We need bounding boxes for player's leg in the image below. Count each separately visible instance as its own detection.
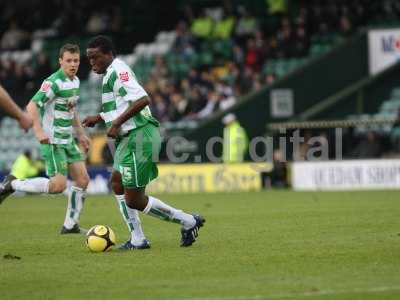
[119,124,204,247]
[0,144,67,203]
[60,141,89,234]
[124,188,196,228]
[114,124,204,246]
[4,173,66,195]
[48,174,68,193]
[111,170,149,250]
[61,161,89,233]
[124,188,205,247]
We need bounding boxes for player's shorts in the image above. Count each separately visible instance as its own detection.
[114,123,161,188]
[40,140,85,177]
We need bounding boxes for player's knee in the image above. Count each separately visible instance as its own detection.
[110,181,120,194]
[125,193,146,210]
[110,176,123,194]
[125,197,136,209]
[76,175,90,189]
[49,180,67,194]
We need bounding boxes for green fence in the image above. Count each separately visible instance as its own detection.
[295,62,400,121]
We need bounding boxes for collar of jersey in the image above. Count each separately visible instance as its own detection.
[106,58,120,74]
[57,68,72,82]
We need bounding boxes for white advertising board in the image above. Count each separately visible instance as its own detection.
[292,159,400,190]
[368,28,400,75]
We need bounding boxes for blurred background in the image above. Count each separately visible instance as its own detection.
[1,0,400,193]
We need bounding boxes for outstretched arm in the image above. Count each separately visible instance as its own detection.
[0,84,32,131]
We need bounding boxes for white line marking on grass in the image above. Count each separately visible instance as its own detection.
[185,286,400,300]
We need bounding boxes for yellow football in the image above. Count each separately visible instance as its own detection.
[86,225,116,252]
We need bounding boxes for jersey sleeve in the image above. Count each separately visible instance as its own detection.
[31,80,58,108]
[113,70,148,102]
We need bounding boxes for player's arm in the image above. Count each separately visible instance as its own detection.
[107,96,149,138]
[107,71,149,138]
[26,101,49,144]
[0,84,32,132]
[73,111,91,153]
[28,80,58,144]
[82,113,103,127]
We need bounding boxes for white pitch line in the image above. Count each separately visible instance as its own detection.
[185,286,400,300]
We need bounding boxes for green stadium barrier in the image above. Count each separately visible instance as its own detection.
[295,61,400,121]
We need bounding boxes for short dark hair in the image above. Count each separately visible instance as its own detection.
[87,35,116,55]
[24,150,31,159]
[59,43,80,58]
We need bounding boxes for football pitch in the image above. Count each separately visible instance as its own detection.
[1,190,400,300]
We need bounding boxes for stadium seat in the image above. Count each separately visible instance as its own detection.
[390,87,400,99]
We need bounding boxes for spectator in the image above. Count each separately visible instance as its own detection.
[237,66,256,95]
[187,86,207,115]
[254,30,267,63]
[34,53,53,86]
[252,77,264,92]
[223,62,240,85]
[222,113,248,163]
[198,70,215,93]
[196,91,220,119]
[277,22,294,57]
[187,68,201,86]
[245,39,262,72]
[293,25,310,57]
[151,93,169,122]
[173,21,195,55]
[151,56,169,78]
[293,130,312,161]
[86,12,108,34]
[339,15,353,37]
[267,0,287,15]
[213,11,235,40]
[352,132,382,158]
[11,150,44,180]
[235,8,258,43]
[265,73,276,86]
[232,44,245,67]
[168,92,191,122]
[262,149,288,188]
[191,10,213,39]
[0,20,29,50]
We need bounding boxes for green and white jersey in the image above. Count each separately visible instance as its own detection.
[100,58,159,135]
[32,69,79,144]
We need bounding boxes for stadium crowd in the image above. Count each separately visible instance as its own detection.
[3,0,396,123]
[139,0,400,123]
[0,0,122,50]
[1,0,400,128]
[130,0,360,123]
[0,53,52,106]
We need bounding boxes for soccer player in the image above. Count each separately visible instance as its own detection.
[0,84,32,131]
[0,44,89,234]
[83,36,205,248]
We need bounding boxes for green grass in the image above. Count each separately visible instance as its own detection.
[1,190,400,300]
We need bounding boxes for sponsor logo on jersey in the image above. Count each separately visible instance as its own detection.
[40,81,52,92]
[119,72,129,82]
